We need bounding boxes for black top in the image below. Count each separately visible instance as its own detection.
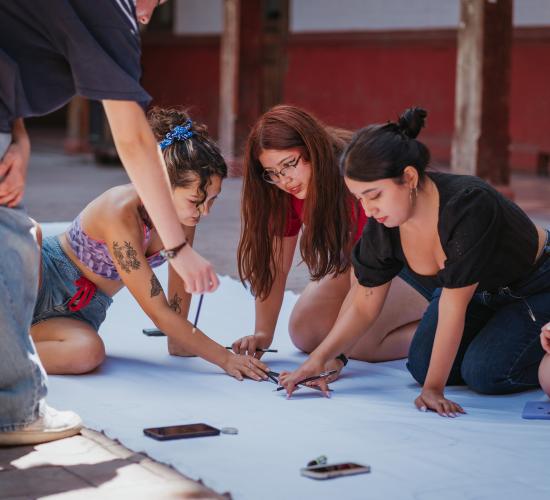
[0,0,151,133]
[352,172,540,292]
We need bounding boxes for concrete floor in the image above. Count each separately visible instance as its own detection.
[2,129,549,499]
[0,429,226,499]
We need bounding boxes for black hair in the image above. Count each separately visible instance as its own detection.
[340,107,430,184]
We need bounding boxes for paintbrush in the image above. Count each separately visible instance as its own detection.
[191,294,204,333]
[275,370,337,391]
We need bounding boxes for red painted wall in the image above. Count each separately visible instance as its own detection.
[141,36,221,137]
[509,37,550,171]
[284,32,457,166]
[141,29,550,172]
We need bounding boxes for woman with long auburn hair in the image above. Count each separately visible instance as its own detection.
[232,105,426,379]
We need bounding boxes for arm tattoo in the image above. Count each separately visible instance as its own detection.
[112,241,141,273]
[150,274,163,297]
[169,293,182,314]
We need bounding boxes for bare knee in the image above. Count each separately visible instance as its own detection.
[288,313,320,354]
[69,336,105,374]
[539,355,550,397]
[38,335,106,375]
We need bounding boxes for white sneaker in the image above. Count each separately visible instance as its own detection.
[0,404,83,446]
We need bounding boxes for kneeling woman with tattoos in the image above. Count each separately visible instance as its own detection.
[31,107,268,381]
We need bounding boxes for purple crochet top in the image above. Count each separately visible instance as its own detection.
[67,215,166,280]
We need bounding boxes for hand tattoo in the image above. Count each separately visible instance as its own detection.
[150,273,162,297]
[112,241,141,273]
[169,293,182,314]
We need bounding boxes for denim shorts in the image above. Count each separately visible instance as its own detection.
[32,236,113,331]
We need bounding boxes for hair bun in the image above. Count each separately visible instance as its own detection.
[397,107,427,139]
[147,106,209,142]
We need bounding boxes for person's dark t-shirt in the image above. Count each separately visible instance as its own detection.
[0,0,151,132]
[352,172,540,293]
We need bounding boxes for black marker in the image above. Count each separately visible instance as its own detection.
[225,347,278,353]
[275,370,337,391]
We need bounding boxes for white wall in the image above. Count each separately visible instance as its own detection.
[171,0,550,35]
[291,0,459,32]
[513,0,550,26]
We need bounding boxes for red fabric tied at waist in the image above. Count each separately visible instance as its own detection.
[68,277,97,312]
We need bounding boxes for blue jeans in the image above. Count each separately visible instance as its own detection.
[0,206,47,430]
[402,230,550,395]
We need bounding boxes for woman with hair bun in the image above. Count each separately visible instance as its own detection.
[232,104,426,380]
[30,107,269,381]
[280,107,550,415]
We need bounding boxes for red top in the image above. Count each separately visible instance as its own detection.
[284,195,368,243]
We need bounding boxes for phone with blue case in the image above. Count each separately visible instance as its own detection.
[522,401,550,419]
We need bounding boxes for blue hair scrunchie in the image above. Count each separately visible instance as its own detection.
[159,120,194,150]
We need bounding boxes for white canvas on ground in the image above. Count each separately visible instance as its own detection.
[42,224,550,500]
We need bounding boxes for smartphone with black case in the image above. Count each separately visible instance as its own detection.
[143,423,220,441]
[300,462,371,480]
[142,328,166,337]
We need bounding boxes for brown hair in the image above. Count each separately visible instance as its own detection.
[147,106,227,204]
[238,104,353,300]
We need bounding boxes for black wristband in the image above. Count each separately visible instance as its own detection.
[161,240,187,259]
[335,353,348,366]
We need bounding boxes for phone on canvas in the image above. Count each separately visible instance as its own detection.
[143,423,220,441]
[522,401,550,420]
[142,328,166,337]
[300,462,371,480]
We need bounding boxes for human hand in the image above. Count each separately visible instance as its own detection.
[541,323,550,354]
[323,357,345,383]
[231,332,273,359]
[170,244,219,294]
[415,388,466,417]
[222,353,269,382]
[278,356,330,398]
[0,138,30,207]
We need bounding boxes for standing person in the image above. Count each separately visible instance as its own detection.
[232,105,426,379]
[0,0,217,446]
[279,107,550,417]
[31,107,268,381]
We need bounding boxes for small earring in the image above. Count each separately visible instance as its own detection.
[409,186,418,205]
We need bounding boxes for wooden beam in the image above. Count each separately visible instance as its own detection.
[234,0,263,153]
[219,0,289,166]
[261,0,289,112]
[218,0,239,160]
[451,0,513,186]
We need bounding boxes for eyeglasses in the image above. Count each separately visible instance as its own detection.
[262,155,301,184]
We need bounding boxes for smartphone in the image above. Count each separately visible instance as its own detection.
[142,328,166,337]
[300,462,371,480]
[143,423,220,441]
[522,401,550,420]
